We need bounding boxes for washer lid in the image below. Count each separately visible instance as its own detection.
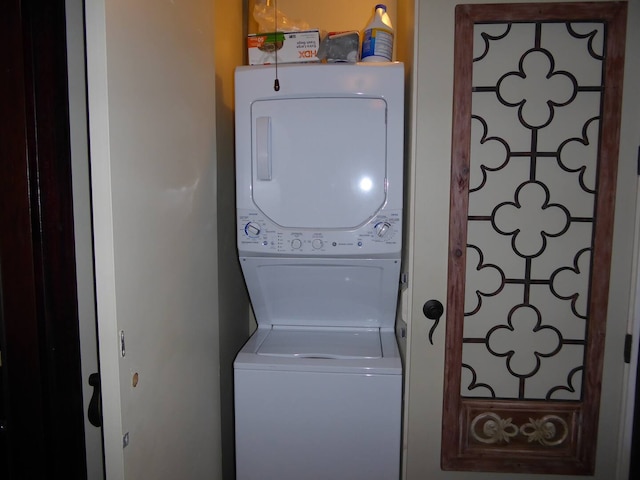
[240,257,401,329]
[257,327,382,359]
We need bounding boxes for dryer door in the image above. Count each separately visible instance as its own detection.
[251,97,387,229]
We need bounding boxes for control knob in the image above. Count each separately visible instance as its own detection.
[244,222,261,237]
[374,221,392,238]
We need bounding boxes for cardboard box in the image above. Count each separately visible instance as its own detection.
[248,30,320,65]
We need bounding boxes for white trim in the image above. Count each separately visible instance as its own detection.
[65,0,105,477]
[84,1,125,478]
[617,0,640,476]
[400,0,421,478]
[618,183,640,477]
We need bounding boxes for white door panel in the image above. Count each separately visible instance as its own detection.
[85,1,221,478]
[404,0,639,478]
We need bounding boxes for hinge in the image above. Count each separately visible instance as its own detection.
[120,330,126,358]
[399,272,408,290]
[624,333,633,364]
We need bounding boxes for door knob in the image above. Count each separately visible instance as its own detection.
[422,299,444,345]
[88,373,102,427]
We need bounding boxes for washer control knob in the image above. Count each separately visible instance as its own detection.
[312,239,323,249]
[291,238,302,249]
[374,221,392,237]
[244,222,261,237]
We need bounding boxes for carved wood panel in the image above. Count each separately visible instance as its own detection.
[443,2,627,474]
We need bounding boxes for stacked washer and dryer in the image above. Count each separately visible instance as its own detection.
[234,62,404,480]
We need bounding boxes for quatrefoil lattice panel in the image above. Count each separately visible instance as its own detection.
[461,21,604,402]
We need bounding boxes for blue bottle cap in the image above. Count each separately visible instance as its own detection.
[375,4,387,11]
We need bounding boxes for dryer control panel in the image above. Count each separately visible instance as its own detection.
[237,209,402,256]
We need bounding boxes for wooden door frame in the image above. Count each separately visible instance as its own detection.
[0,0,88,478]
[443,2,627,474]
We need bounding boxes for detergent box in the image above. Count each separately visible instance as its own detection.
[247,30,320,65]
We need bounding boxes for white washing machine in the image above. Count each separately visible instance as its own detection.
[234,63,404,480]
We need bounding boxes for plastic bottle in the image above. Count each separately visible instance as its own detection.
[360,4,394,62]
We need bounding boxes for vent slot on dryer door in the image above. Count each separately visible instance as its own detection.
[251,97,388,229]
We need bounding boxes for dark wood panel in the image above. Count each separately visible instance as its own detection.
[0,0,88,478]
[0,0,47,476]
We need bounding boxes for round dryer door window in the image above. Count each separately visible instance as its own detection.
[250,97,388,229]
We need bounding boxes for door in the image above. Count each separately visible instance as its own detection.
[404,0,639,478]
[84,1,223,478]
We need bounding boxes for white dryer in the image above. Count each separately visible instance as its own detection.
[234,63,404,480]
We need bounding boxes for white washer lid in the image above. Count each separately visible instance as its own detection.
[239,257,401,329]
[257,327,382,360]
